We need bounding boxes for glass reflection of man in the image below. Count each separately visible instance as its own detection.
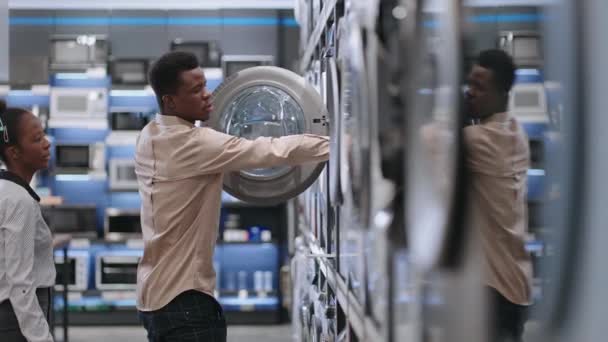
[464,49,532,342]
[135,51,329,342]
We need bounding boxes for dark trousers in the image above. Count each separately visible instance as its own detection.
[139,290,226,342]
[488,287,528,342]
[0,287,52,342]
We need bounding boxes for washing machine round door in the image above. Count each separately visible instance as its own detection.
[326,57,342,206]
[339,17,372,228]
[405,0,465,271]
[210,66,328,204]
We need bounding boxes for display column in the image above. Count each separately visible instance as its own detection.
[0,0,8,82]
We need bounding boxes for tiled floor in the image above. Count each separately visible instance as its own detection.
[56,324,292,342]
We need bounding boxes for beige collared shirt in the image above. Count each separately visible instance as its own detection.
[464,112,533,305]
[134,114,329,311]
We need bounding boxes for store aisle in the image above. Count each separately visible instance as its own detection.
[57,324,292,342]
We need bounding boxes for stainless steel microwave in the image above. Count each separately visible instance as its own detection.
[171,40,222,68]
[221,55,274,78]
[41,204,98,238]
[109,58,149,86]
[104,208,141,241]
[108,159,138,191]
[49,34,109,72]
[109,111,151,131]
[95,251,141,290]
[54,143,105,174]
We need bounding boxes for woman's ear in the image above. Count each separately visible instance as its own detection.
[6,145,19,161]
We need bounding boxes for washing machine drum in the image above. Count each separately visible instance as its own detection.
[210,66,328,204]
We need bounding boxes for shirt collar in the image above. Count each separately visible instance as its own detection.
[0,170,40,202]
[155,114,195,128]
[481,112,510,124]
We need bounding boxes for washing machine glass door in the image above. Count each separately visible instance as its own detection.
[326,57,342,206]
[339,17,372,228]
[405,0,464,271]
[210,66,328,204]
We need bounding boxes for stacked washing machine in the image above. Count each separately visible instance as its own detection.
[207,0,608,341]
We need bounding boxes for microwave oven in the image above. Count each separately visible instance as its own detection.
[109,159,138,191]
[54,143,105,174]
[109,111,151,131]
[221,55,274,78]
[41,204,98,238]
[171,40,222,68]
[54,250,90,291]
[499,31,542,68]
[104,208,141,241]
[49,35,109,72]
[95,250,142,290]
[49,87,108,128]
[109,58,149,86]
[509,83,549,124]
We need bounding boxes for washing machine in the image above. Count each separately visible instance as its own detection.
[402,1,485,341]
[350,0,401,337]
[335,13,372,308]
[209,66,329,205]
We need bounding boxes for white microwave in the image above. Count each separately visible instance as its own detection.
[54,251,90,292]
[49,88,108,129]
[109,158,138,191]
[509,83,549,124]
[54,143,105,174]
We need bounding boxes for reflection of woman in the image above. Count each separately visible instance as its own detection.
[0,100,55,342]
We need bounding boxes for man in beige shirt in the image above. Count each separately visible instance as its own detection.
[464,49,532,342]
[135,51,329,342]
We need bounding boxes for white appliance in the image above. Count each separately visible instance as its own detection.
[221,55,274,78]
[499,31,543,68]
[509,83,549,123]
[108,159,138,191]
[49,34,109,73]
[49,87,108,129]
[54,143,105,174]
[95,250,142,290]
[209,66,329,205]
[54,250,90,292]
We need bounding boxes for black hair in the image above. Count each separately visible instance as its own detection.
[148,51,200,110]
[0,99,29,163]
[476,49,516,93]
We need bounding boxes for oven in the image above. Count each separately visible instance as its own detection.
[104,208,141,241]
[49,34,109,72]
[49,87,108,126]
[108,159,138,191]
[171,40,222,68]
[41,204,98,238]
[95,250,142,290]
[221,55,274,78]
[54,143,105,174]
[54,250,90,292]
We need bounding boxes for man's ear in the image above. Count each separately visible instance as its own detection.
[162,95,176,111]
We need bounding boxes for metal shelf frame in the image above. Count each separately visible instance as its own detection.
[298,0,339,73]
[307,235,383,341]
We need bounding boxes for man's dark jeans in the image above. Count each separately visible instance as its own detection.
[488,287,528,342]
[139,290,226,342]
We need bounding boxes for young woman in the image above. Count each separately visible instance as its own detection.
[0,99,55,342]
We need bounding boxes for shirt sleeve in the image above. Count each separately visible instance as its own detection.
[156,128,330,180]
[1,199,54,342]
